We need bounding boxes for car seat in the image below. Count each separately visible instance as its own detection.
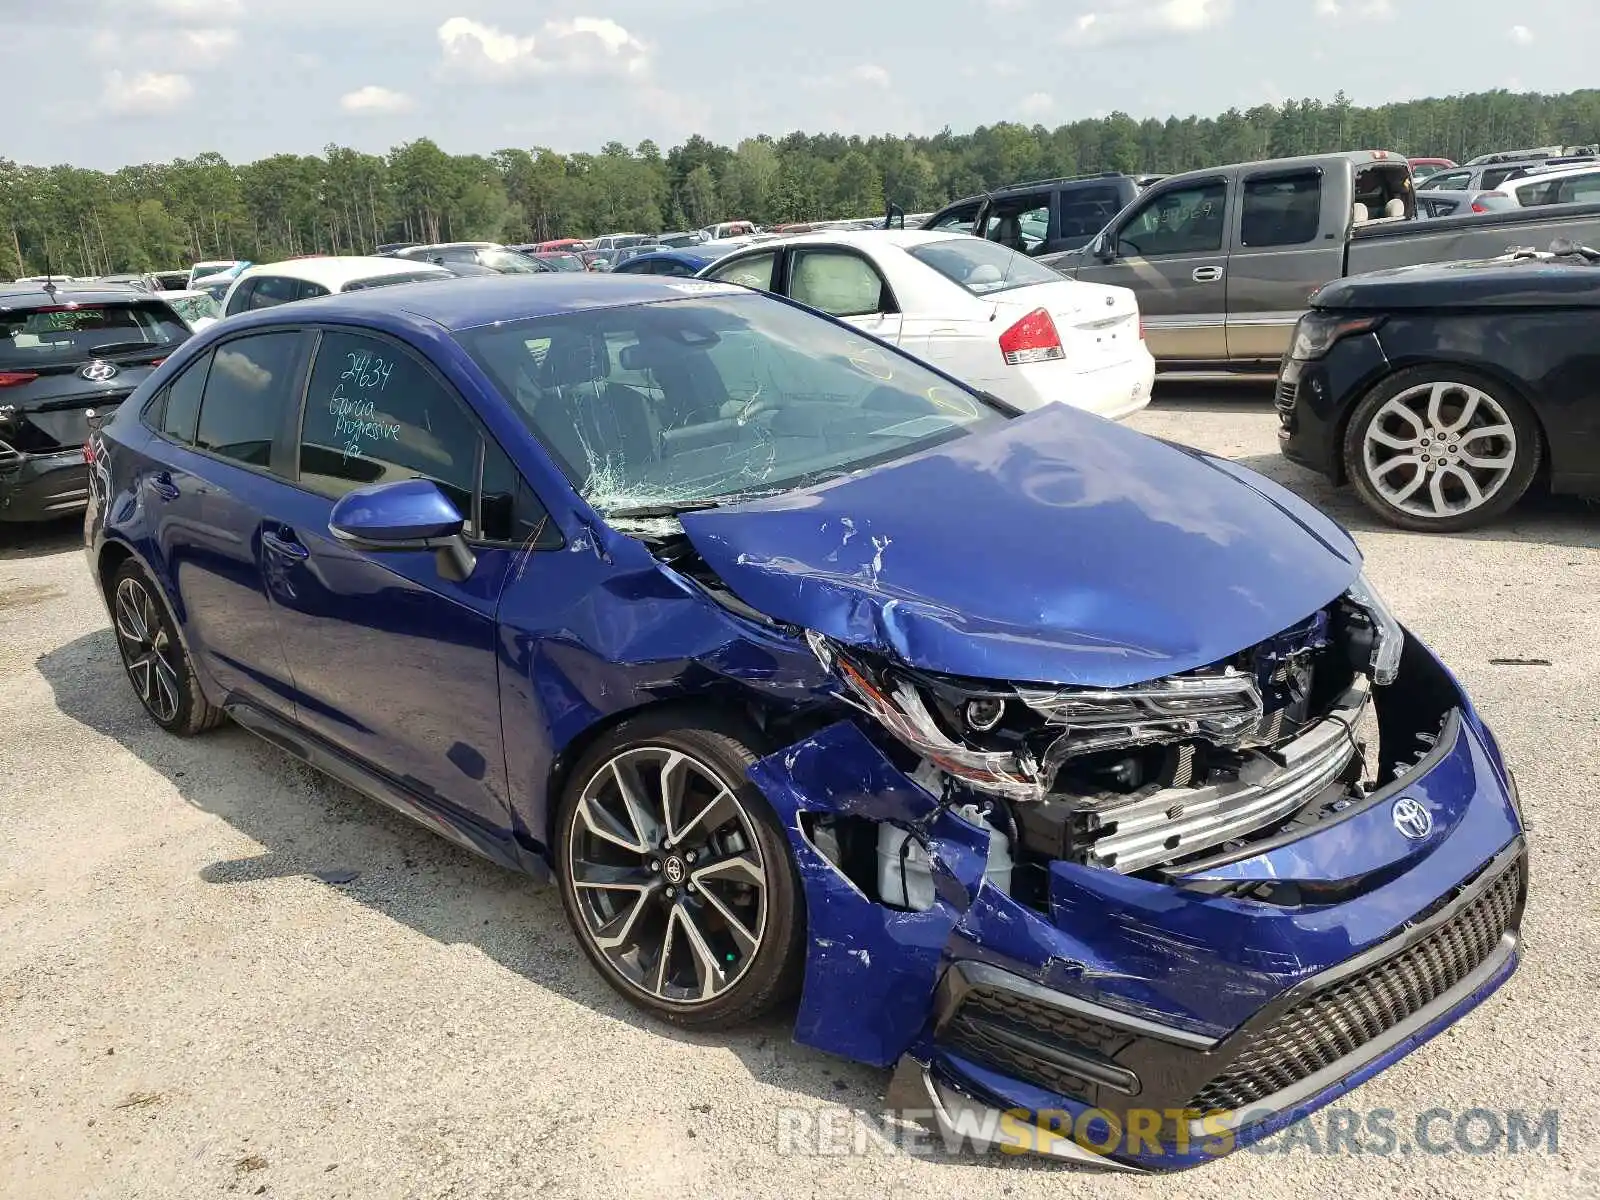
[534,335,656,485]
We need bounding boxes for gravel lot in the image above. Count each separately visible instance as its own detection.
[3,387,1598,1200]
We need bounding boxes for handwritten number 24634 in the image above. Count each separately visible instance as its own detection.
[341,350,393,392]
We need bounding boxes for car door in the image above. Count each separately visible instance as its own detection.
[924,199,983,236]
[141,330,311,713]
[781,246,903,344]
[1226,168,1342,365]
[255,327,546,833]
[1074,176,1232,364]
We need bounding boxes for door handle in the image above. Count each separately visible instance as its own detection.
[1192,266,1224,283]
[150,471,180,501]
[261,527,310,561]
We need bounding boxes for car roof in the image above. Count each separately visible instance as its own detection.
[1508,162,1600,185]
[233,255,451,288]
[225,272,747,334]
[721,229,968,252]
[0,284,169,310]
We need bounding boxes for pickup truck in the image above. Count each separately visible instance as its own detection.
[1039,150,1600,373]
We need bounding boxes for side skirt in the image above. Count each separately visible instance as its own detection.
[224,700,548,882]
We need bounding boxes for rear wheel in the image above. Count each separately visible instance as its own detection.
[1342,366,1541,532]
[555,711,805,1028]
[109,560,224,735]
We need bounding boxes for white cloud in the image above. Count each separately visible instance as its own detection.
[1061,0,1233,46]
[1315,0,1394,19]
[437,15,649,78]
[151,0,243,16]
[1509,24,1534,45]
[340,85,415,115]
[90,25,238,69]
[849,63,891,88]
[1019,91,1054,118]
[102,70,194,117]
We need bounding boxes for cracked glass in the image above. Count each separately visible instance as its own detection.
[456,290,1006,530]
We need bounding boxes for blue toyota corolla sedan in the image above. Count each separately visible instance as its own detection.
[83,273,1526,1170]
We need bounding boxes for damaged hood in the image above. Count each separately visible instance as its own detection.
[679,405,1360,688]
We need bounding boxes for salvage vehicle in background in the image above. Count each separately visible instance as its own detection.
[611,248,722,276]
[1277,242,1600,531]
[84,273,1526,1169]
[921,172,1144,257]
[1501,161,1600,208]
[1407,156,1456,182]
[221,256,453,317]
[701,230,1153,420]
[187,260,247,289]
[1,282,191,521]
[1043,150,1600,373]
[1415,189,1514,218]
[389,242,557,275]
[159,289,222,332]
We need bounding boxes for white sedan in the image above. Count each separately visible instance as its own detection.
[219,256,453,318]
[698,230,1154,420]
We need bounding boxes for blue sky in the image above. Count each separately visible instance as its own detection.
[13,0,1599,169]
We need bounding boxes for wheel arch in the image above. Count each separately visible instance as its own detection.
[1334,355,1551,487]
[537,692,794,861]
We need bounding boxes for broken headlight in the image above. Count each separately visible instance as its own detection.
[1342,571,1404,686]
[806,632,1265,803]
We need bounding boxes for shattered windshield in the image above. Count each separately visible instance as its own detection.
[456,288,1005,525]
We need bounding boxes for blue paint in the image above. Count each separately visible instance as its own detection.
[82,274,1523,1172]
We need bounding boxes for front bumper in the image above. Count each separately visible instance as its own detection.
[749,633,1525,1170]
[0,447,90,522]
[1275,331,1390,482]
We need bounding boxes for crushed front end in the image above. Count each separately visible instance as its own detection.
[747,578,1526,1171]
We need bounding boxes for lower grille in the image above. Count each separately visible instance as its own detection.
[1187,857,1524,1113]
[1274,379,1298,414]
[943,984,1137,1103]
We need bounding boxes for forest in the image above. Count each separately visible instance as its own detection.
[4,87,1599,277]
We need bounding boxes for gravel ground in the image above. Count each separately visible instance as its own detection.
[2,387,1598,1200]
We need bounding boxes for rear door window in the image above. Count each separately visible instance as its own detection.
[194,332,305,469]
[246,276,301,311]
[1426,170,1471,192]
[1240,172,1323,247]
[787,250,892,317]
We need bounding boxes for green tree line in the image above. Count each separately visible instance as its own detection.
[4,87,1598,278]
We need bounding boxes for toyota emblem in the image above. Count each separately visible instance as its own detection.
[1392,797,1433,840]
[81,360,119,383]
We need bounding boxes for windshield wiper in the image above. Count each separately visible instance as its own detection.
[607,487,788,520]
[85,341,162,356]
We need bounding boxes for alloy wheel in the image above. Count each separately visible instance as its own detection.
[113,577,181,724]
[1360,380,1518,521]
[567,746,768,1006]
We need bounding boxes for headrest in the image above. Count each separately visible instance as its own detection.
[1385,197,1406,218]
[1352,202,1370,223]
[540,336,610,389]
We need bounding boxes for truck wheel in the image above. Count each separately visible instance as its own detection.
[555,710,806,1028]
[1342,366,1541,532]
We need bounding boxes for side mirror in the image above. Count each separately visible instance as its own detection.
[1093,233,1118,262]
[329,478,477,582]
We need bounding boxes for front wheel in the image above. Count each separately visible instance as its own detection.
[554,712,805,1028]
[1342,366,1542,532]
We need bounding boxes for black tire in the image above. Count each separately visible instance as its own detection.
[108,559,226,735]
[554,708,805,1028]
[1342,365,1542,533]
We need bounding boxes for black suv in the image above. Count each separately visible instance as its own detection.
[920,172,1148,256]
[0,284,191,522]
